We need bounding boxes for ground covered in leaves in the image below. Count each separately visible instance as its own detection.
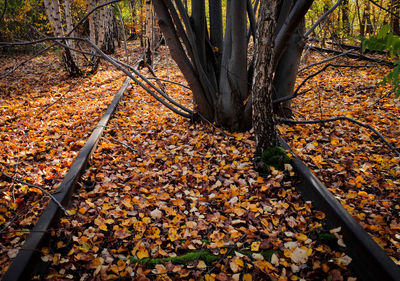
[1,43,397,280]
[0,44,141,275]
[278,51,400,265]
[28,46,355,281]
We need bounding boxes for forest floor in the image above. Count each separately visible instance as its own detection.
[0,42,398,280]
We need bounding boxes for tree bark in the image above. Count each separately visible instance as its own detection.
[341,0,349,36]
[253,0,278,154]
[151,0,310,133]
[44,0,81,77]
[391,0,400,35]
[209,0,223,61]
[273,20,304,118]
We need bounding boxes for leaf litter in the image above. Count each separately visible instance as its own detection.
[0,44,143,276]
[33,46,356,280]
[278,52,400,265]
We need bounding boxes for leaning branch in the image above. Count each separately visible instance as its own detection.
[145,77,191,89]
[274,0,314,64]
[0,36,193,118]
[277,117,400,157]
[0,172,71,216]
[304,0,343,38]
[0,0,122,78]
[368,0,400,20]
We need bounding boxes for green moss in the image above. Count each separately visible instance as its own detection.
[261,146,291,170]
[129,249,278,268]
[129,250,218,267]
[317,232,337,243]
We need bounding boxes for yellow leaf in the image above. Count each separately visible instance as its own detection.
[90,257,104,269]
[197,260,207,269]
[137,246,149,259]
[117,259,126,271]
[330,136,339,146]
[251,241,261,252]
[243,273,252,281]
[294,233,308,242]
[230,257,244,273]
[99,224,108,231]
[205,274,216,281]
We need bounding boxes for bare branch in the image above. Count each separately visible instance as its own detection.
[308,45,394,67]
[298,49,353,73]
[277,117,400,157]
[103,136,138,153]
[274,0,314,64]
[1,36,193,118]
[0,172,71,216]
[304,0,343,38]
[368,0,400,20]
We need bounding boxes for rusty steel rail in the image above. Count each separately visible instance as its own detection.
[2,76,132,281]
[279,137,400,281]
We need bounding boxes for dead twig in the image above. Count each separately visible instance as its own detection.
[104,136,138,153]
[0,172,72,216]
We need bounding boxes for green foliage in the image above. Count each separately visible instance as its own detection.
[261,147,291,170]
[362,24,400,98]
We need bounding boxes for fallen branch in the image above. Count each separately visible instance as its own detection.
[0,197,46,235]
[0,172,71,216]
[34,80,80,118]
[105,136,138,153]
[308,45,394,67]
[298,49,354,73]
[277,116,400,157]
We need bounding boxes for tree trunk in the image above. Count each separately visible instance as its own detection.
[273,22,304,118]
[391,0,400,35]
[253,0,278,154]
[152,0,312,132]
[217,0,248,131]
[209,0,223,62]
[145,0,153,66]
[43,0,81,77]
[341,0,349,36]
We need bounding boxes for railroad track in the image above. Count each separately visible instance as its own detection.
[2,70,400,281]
